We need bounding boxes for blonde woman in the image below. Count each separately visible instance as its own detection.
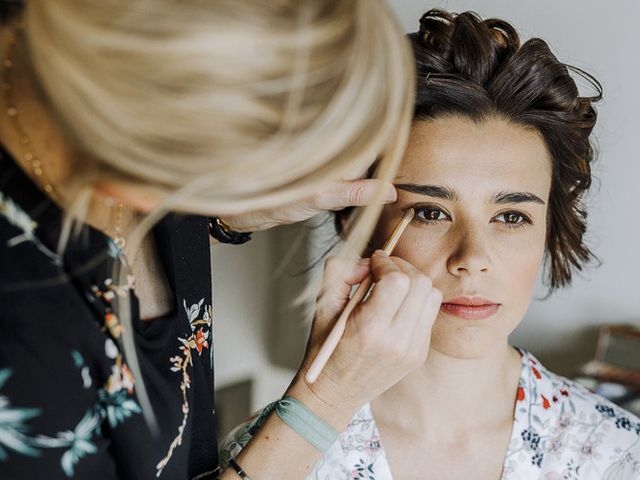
[0,1,445,479]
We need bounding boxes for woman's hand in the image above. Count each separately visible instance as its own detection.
[218,178,397,233]
[287,251,442,428]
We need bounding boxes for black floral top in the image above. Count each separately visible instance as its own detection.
[0,145,219,479]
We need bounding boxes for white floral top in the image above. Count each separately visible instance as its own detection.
[219,348,640,479]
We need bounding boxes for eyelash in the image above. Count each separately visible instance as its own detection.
[414,205,450,224]
[412,205,533,230]
[494,211,533,230]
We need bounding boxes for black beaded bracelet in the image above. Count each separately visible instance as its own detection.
[228,458,252,479]
[208,217,253,245]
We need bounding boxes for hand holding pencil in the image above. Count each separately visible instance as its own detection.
[288,209,443,423]
[306,208,421,384]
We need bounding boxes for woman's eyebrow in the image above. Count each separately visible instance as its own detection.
[394,183,459,201]
[493,191,546,205]
[395,184,546,206]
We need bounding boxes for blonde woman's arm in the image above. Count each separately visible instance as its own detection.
[219,252,442,478]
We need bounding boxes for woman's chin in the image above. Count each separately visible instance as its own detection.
[429,321,506,359]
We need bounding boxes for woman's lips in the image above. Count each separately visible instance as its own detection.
[440,297,501,320]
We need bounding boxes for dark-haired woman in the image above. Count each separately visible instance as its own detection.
[220,10,640,479]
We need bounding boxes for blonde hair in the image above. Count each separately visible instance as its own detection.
[21,0,415,427]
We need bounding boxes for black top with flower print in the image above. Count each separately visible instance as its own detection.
[0,145,219,479]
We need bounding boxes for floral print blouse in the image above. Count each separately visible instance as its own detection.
[0,146,219,478]
[220,348,640,479]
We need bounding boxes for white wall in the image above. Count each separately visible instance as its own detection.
[214,1,640,416]
[388,0,640,373]
[212,231,296,411]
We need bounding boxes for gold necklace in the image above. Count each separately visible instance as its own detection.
[2,22,57,198]
[2,23,130,249]
[109,200,129,249]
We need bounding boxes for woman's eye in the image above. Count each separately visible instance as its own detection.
[414,207,449,223]
[494,211,532,227]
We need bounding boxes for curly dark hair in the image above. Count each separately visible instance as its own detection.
[336,9,602,290]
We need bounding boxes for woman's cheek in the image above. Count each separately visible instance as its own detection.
[499,232,546,298]
[391,228,444,276]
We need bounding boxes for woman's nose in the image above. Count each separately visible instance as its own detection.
[446,227,491,276]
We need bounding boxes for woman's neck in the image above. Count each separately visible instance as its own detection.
[0,22,175,320]
[0,21,132,245]
[0,23,73,200]
[371,343,522,443]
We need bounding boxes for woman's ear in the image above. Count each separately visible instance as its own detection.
[333,207,352,239]
[338,209,351,235]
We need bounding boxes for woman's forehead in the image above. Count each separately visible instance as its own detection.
[395,117,552,195]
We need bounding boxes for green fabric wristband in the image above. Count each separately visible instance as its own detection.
[240,396,340,453]
[274,396,340,452]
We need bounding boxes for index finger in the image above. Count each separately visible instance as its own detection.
[314,179,397,210]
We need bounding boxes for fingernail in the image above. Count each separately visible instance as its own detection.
[384,186,398,203]
[373,249,387,257]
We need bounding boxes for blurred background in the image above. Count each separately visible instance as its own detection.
[213,0,640,439]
